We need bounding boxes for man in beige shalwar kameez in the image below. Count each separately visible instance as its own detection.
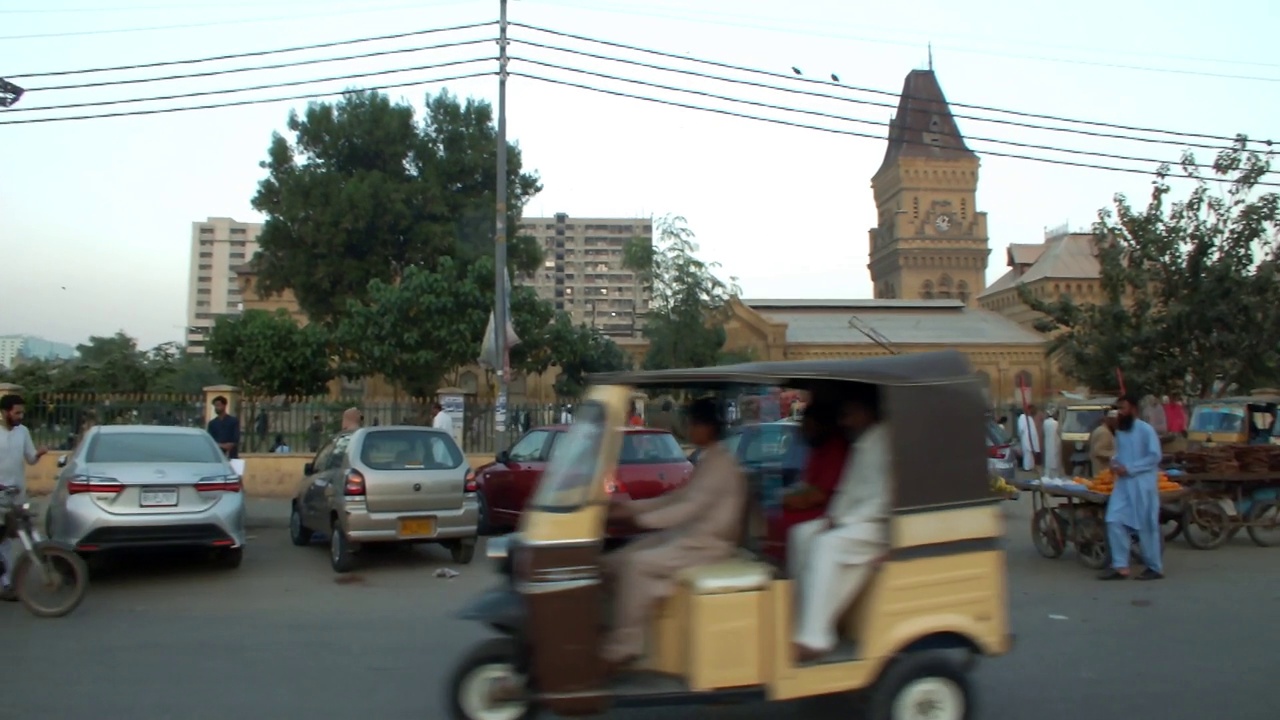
[601,398,747,669]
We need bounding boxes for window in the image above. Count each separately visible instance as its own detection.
[86,432,223,464]
[620,433,685,464]
[197,288,211,295]
[199,227,214,235]
[230,252,245,260]
[198,263,212,271]
[360,429,462,470]
[508,430,552,462]
[198,275,211,283]
[325,434,353,470]
[230,227,247,235]
[196,301,210,308]
[741,425,797,464]
[199,252,213,259]
[1062,409,1107,435]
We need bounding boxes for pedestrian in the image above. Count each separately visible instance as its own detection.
[270,434,290,453]
[1089,410,1118,477]
[206,395,241,459]
[0,394,48,601]
[1018,404,1041,475]
[1042,405,1062,479]
[254,410,269,452]
[307,415,323,452]
[431,402,453,435]
[1099,394,1165,581]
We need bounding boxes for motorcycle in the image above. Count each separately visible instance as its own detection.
[0,486,89,618]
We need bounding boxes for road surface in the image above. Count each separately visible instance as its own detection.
[8,498,1278,719]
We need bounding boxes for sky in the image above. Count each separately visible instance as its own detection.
[1,0,1277,350]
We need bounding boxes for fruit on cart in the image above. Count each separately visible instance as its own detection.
[1081,468,1181,494]
[989,476,1018,494]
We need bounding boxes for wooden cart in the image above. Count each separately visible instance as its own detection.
[1014,479,1187,570]
[1176,472,1280,550]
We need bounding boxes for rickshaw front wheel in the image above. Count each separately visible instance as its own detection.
[448,637,538,720]
[865,650,972,720]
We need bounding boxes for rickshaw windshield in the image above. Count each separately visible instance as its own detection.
[1189,405,1246,433]
[528,401,607,512]
[1062,408,1107,434]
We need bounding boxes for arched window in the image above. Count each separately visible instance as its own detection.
[887,282,897,299]
[920,280,935,299]
[957,280,970,303]
[937,274,953,299]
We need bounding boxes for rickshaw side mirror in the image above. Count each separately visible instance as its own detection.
[56,455,68,468]
[303,462,314,475]
[496,450,511,465]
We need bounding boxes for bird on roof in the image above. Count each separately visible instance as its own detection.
[830,73,840,82]
[791,66,802,75]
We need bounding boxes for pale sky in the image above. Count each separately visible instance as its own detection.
[2,0,1276,350]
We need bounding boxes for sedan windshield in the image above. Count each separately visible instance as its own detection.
[86,432,224,464]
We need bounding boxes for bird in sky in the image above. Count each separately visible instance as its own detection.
[831,73,840,82]
[791,66,802,75]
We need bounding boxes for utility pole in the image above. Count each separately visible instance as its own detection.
[492,0,511,450]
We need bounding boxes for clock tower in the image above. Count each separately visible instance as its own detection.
[867,69,990,306]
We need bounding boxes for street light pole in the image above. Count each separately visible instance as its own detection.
[492,0,511,450]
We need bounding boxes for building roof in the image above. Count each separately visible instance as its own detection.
[740,299,1044,346]
[979,233,1101,299]
[876,69,977,177]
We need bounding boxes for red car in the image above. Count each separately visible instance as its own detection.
[475,425,693,535]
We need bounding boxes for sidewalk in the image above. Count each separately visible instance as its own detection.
[26,496,293,532]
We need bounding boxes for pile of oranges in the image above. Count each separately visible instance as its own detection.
[1074,468,1182,495]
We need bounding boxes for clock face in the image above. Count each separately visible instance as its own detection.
[935,214,952,233]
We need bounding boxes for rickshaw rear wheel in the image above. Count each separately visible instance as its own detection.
[1031,509,1065,559]
[448,637,538,720]
[865,650,972,720]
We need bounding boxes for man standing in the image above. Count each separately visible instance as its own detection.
[1099,394,1165,581]
[431,402,453,435]
[1042,405,1062,479]
[790,385,892,662]
[1089,410,1118,477]
[206,395,240,459]
[0,394,48,600]
[1018,405,1041,475]
[601,398,746,671]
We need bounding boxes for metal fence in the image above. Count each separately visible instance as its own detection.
[18,393,577,455]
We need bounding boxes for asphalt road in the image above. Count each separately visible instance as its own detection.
[8,497,1280,720]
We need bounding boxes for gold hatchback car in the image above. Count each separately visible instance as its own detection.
[289,426,481,572]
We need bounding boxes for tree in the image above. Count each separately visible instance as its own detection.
[250,89,543,324]
[1025,137,1280,397]
[74,332,151,393]
[545,315,634,397]
[624,215,740,370]
[206,310,334,397]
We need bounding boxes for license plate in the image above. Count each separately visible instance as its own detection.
[140,487,179,507]
[397,517,436,537]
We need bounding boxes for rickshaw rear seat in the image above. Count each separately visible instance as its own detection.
[675,557,775,594]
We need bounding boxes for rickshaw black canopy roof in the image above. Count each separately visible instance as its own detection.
[591,350,975,390]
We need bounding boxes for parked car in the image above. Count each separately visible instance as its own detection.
[986,419,1016,481]
[45,425,247,568]
[288,426,480,573]
[475,425,693,534]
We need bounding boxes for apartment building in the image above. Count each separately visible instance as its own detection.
[186,217,262,353]
[517,214,652,337]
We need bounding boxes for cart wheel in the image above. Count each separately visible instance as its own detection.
[1245,501,1280,548]
[1183,501,1232,551]
[1076,542,1109,570]
[1031,509,1065,559]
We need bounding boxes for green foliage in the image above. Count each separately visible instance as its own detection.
[0,335,226,395]
[206,309,334,396]
[250,89,543,324]
[546,315,634,397]
[623,215,740,370]
[1025,137,1280,397]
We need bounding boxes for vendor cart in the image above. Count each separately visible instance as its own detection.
[1015,479,1188,570]
[1177,472,1280,549]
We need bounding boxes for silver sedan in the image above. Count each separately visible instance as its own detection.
[45,425,247,568]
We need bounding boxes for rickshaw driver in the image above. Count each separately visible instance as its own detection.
[600,397,748,673]
[788,384,892,663]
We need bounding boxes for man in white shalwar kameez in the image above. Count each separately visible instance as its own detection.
[789,387,891,662]
[1042,406,1062,479]
[1018,406,1041,473]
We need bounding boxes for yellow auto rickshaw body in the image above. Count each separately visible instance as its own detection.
[1187,394,1280,448]
[1057,398,1116,476]
[479,351,1011,717]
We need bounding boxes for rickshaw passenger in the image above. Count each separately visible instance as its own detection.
[789,385,892,662]
[601,398,747,669]
[772,397,848,567]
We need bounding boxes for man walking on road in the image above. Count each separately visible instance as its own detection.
[0,394,47,600]
[1099,394,1165,581]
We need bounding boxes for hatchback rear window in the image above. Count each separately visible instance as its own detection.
[87,432,224,464]
[620,433,686,464]
[360,430,462,470]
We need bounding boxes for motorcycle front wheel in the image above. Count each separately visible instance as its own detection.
[14,541,89,618]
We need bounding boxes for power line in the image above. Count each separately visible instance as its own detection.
[28,37,494,92]
[508,71,1280,189]
[7,57,492,114]
[511,22,1263,145]
[0,70,494,125]
[508,56,1255,175]
[511,36,1237,154]
[7,20,497,79]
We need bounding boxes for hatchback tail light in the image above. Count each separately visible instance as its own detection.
[464,468,478,494]
[67,476,124,495]
[343,469,366,497]
[196,475,242,493]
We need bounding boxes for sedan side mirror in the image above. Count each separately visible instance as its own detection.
[56,455,68,468]
[303,462,314,475]
[496,450,511,465]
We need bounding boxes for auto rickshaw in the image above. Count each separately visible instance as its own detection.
[1187,393,1280,448]
[1056,397,1116,477]
[447,351,1012,720]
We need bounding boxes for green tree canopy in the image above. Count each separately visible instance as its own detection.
[1,336,226,395]
[546,315,634,397]
[1025,138,1280,397]
[250,89,543,324]
[624,215,740,370]
[206,309,334,397]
